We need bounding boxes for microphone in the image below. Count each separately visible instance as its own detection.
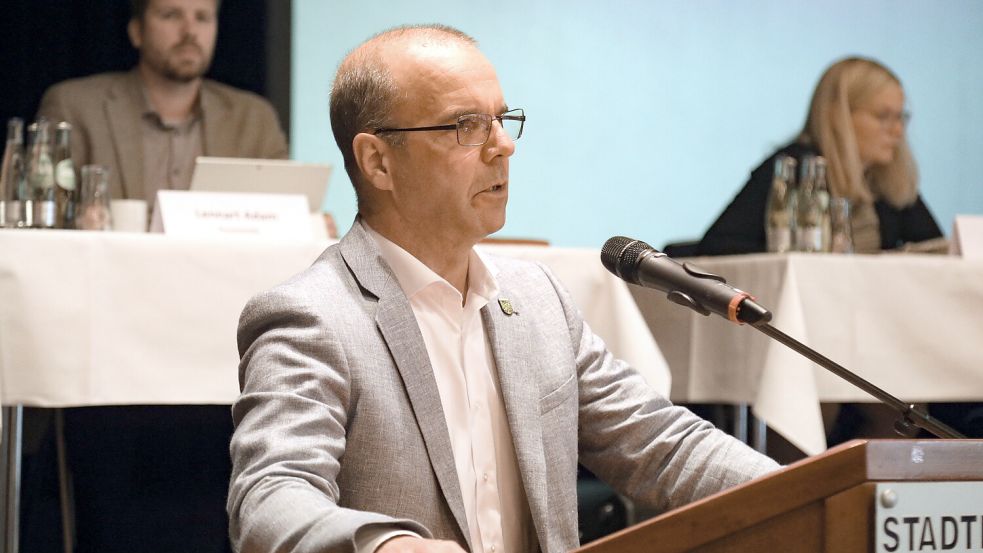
[601,236,772,325]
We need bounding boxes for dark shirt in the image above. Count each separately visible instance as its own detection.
[697,142,942,256]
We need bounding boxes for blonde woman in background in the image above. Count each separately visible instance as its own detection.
[697,58,983,452]
[698,56,942,256]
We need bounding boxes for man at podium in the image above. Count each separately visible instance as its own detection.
[228,24,780,553]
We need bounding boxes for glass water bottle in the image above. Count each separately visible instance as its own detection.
[0,117,25,228]
[765,154,797,253]
[53,122,78,229]
[795,156,824,252]
[26,119,57,228]
[813,156,831,251]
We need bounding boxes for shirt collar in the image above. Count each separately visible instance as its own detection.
[138,83,203,128]
[363,222,500,303]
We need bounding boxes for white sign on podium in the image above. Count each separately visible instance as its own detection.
[875,481,983,552]
[151,190,313,240]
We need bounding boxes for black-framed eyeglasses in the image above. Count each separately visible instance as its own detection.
[373,108,525,146]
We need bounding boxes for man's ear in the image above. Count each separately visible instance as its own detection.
[352,133,396,191]
[127,18,143,49]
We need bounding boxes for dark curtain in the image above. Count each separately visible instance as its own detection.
[0,0,270,124]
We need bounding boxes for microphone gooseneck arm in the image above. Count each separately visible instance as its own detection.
[600,235,965,440]
[752,322,964,439]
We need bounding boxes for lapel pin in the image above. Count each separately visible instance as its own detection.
[498,298,517,316]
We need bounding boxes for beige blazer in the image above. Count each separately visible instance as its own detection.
[37,69,288,200]
[228,220,778,553]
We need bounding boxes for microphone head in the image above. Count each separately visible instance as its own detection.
[601,236,654,283]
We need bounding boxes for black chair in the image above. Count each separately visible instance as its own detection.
[577,468,629,544]
[662,239,701,258]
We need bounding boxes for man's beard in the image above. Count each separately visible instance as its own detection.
[160,58,211,83]
[146,42,212,83]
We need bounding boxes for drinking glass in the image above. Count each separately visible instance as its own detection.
[829,197,854,254]
[76,165,112,231]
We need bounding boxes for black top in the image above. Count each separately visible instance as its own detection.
[697,142,943,256]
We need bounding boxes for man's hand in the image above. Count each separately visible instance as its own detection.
[376,536,467,553]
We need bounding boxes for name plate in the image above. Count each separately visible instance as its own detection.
[876,481,983,552]
[152,190,312,240]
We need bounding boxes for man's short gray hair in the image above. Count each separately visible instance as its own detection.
[328,24,477,205]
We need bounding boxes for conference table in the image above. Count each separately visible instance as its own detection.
[2,230,982,550]
[3,232,982,448]
[631,252,983,455]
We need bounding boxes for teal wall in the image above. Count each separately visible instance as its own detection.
[292,1,983,249]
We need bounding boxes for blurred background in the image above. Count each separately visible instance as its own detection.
[291,0,983,248]
[3,1,981,249]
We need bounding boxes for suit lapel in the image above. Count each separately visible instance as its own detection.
[483,287,550,550]
[103,70,145,199]
[339,222,472,549]
[200,81,232,156]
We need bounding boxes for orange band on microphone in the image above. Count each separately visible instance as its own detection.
[728,292,751,324]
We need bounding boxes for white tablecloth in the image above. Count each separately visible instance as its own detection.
[632,253,983,455]
[0,230,669,407]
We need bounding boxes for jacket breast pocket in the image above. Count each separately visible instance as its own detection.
[539,373,577,415]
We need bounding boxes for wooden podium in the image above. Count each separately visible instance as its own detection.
[575,440,983,553]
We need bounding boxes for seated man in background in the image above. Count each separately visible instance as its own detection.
[37,0,288,211]
[228,24,779,553]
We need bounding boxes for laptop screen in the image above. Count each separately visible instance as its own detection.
[189,156,331,213]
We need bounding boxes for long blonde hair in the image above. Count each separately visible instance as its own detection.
[798,57,918,208]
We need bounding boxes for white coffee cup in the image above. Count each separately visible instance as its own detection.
[110,199,149,233]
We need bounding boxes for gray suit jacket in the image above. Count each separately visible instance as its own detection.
[37,69,288,200]
[229,221,778,553]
